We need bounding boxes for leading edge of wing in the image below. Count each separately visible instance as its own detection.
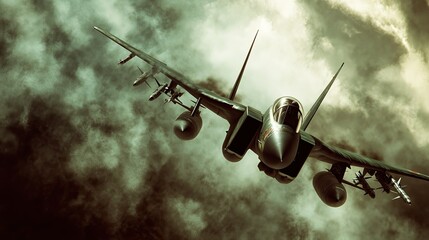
[94,26,163,68]
[93,26,197,95]
[93,26,246,123]
[305,132,429,182]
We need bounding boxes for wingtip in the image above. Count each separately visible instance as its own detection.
[93,26,105,33]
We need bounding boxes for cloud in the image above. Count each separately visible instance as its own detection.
[1,0,428,239]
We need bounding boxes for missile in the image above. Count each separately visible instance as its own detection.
[375,171,391,193]
[391,178,411,205]
[149,84,168,101]
[118,53,135,65]
[353,171,375,198]
[133,67,157,87]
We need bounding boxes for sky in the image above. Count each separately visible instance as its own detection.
[1,0,429,239]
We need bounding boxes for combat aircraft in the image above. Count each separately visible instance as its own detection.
[94,26,429,207]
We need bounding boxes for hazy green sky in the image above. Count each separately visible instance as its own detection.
[1,0,429,239]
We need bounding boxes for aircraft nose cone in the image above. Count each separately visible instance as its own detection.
[261,129,299,170]
[263,139,287,168]
[333,188,342,202]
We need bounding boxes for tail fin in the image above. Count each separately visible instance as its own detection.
[228,30,259,100]
[301,63,344,131]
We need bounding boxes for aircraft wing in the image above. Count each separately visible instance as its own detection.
[93,26,246,124]
[303,131,429,181]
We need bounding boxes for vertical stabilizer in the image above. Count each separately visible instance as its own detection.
[301,63,344,131]
[229,30,259,100]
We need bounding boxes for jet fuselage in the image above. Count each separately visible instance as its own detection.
[257,96,303,170]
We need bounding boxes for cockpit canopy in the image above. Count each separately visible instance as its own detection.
[272,96,303,133]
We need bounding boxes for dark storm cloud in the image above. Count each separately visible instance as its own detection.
[199,77,229,98]
[0,93,309,239]
[0,17,17,68]
[1,0,429,239]
[0,1,179,239]
[1,96,93,239]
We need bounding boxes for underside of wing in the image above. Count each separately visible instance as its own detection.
[304,132,429,182]
[94,26,245,123]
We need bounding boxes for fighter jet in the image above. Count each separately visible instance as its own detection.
[94,26,429,207]
[148,78,168,101]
